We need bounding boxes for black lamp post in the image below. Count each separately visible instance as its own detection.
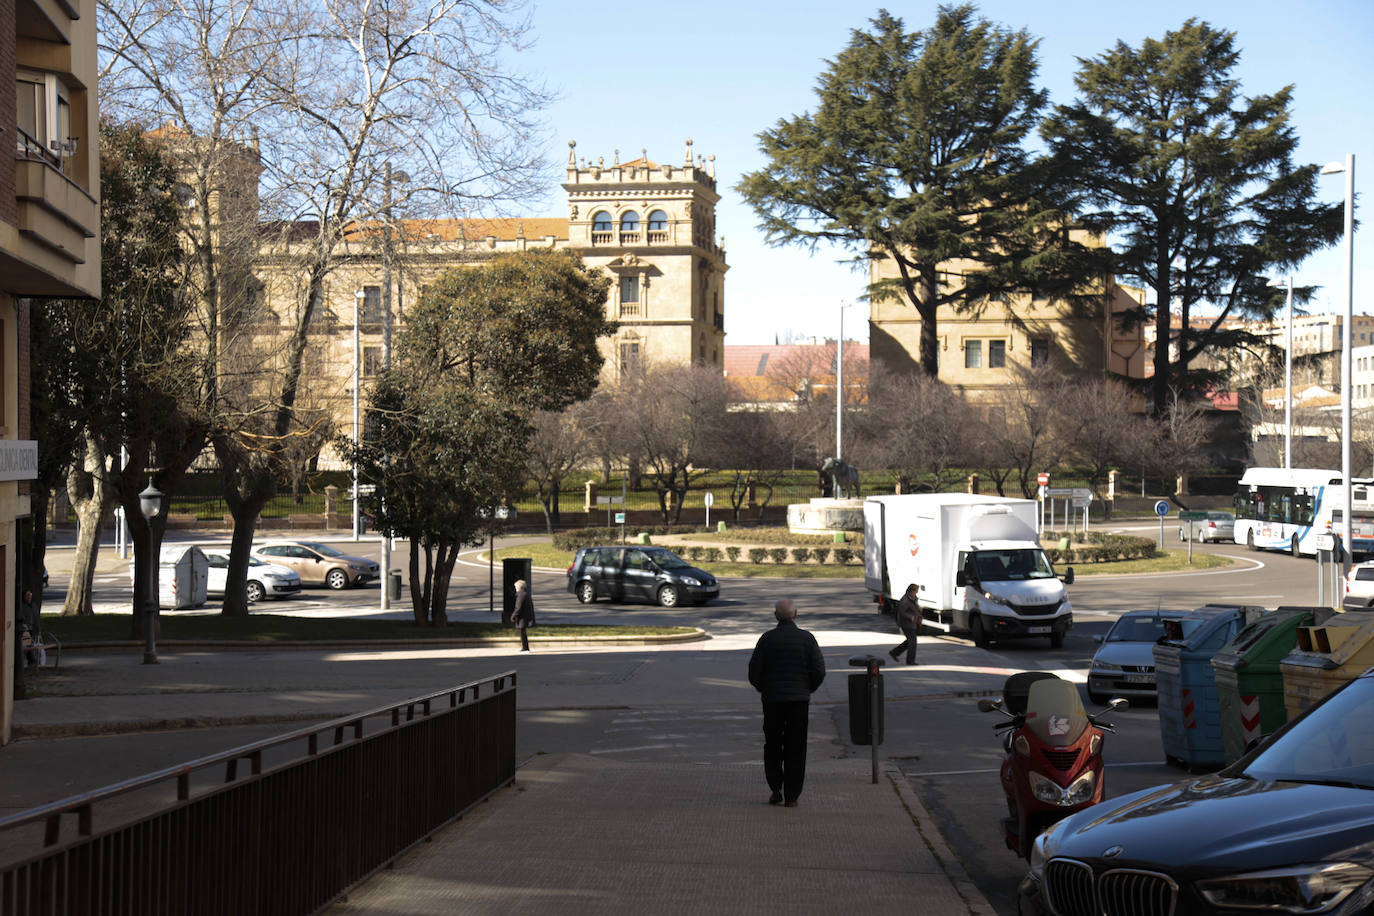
[139,478,165,664]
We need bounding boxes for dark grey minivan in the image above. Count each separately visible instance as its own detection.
[565,546,719,607]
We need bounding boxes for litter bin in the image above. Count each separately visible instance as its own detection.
[847,655,885,745]
[1155,604,1264,768]
[1280,610,1374,718]
[388,570,402,601]
[1212,606,1331,764]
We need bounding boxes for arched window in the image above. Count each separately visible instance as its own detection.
[620,211,640,232]
[592,211,613,233]
[647,210,668,231]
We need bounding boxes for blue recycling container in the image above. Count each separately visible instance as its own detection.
[1154,604,1265,769]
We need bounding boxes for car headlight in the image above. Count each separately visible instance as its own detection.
[1197,863,1373,913]
[1091,662,1123,675]
[349,564,366,572]
[680,577,701,586]
[982,591,1010,606]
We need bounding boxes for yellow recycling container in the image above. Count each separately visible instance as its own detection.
[1279,610,1374,718]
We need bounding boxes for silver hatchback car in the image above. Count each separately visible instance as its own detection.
[1179,509,1236,542]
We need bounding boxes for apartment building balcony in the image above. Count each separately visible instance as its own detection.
[5,129,99,296]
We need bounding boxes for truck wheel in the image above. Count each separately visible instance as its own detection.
[1049,630,1065,649]
[970,615,990,649]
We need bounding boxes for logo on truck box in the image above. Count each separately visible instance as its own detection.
[908,533,919,556]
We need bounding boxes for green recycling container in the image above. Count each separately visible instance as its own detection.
[1211,606,1329,764]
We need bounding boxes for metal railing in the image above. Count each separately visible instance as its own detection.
[0,674,517,915]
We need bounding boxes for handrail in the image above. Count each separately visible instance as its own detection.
[0,671,517,846]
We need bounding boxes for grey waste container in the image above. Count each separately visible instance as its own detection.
[847,655,885,745]
[388,570,402,601]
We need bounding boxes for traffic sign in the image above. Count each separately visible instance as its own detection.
[1037,472,1050,486]
[1154,500,1171,517]
[596,496,625,505]
[703,492,714,508]
[1179,510,1207,520]
[614,511,626,525]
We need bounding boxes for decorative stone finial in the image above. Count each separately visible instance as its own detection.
[568,139,576,165]
[685,138,693,166]
[614,149,620,166]
[642,148,648,162]
[708,153,716,179]
[598,156,604,167]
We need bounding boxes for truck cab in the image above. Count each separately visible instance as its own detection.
[955,542,1073,648]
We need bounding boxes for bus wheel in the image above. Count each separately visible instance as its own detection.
[1246,530,1256,551]
[1291,535,1301,558]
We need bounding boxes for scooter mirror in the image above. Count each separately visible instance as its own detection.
[977,698,1001,713]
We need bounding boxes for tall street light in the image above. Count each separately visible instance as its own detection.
[1268,276,1294,469]
[138,477,165,665]
[381,164,409,611]
[1322,154,1355,569]
[353,288,364,541]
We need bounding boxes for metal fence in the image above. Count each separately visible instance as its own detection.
[0,674,517,915]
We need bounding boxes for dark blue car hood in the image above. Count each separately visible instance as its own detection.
[1042,775,1374,873]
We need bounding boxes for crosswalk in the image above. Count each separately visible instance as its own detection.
[589,706,773,764]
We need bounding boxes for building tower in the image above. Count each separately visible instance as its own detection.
[563,139,727,376]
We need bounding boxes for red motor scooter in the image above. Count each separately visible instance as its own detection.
[977,671,1126,859]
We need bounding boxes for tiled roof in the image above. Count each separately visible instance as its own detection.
[343,218,569,243]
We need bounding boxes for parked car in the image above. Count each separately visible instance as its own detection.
[1019,666,1374,916]
[1086,609,1190,704]
[566,546,718,607]
[253,541,379,590]
[1179,510,1236,543]
[203,550,302,602]
[1346,561,1374,609]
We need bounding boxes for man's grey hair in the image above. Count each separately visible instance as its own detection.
[774,598,796,622]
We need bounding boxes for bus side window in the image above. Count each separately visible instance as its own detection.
[1293,494,1315,526]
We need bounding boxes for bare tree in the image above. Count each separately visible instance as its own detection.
[1054,377,1153,507]
[620,365,731,523]
[100,0,552,615]
[979,367,1069,498]
[855,368,972,493]
[1145,391,1213,495]
[525,404,594,534]
[705,406,792,522]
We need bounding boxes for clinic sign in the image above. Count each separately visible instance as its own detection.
[0,441,37,482]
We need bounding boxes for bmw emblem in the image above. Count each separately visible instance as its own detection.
[1103,846,1124,859]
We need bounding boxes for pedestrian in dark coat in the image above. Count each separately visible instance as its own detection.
[511,579,535,652]
[748,599,826,807]
[890,583,920,665]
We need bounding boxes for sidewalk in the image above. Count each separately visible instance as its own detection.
[3,639,998,915]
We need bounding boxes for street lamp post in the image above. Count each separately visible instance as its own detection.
[353,288,363,542]
[381,164,409,611]
[138,477,165,665]
[1322,154,1356,569]
[1268,276,1294,468]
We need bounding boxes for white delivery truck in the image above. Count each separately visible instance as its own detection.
[863,493,1074,649]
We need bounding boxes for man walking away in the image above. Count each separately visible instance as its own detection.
[890,583,920,665]
[748,599,826,808]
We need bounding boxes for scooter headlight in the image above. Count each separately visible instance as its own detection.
[1028,771,1063,805]
[1064,771,1096,806]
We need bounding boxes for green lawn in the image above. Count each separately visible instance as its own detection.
[38,613,695,643]
[493,544,1234,578]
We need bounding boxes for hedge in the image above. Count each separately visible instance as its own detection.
[1043,533,1159,564]
[552,525,704,551]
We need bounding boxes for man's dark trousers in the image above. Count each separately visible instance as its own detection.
[762,699,810,802]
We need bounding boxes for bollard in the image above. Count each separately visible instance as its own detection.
[848,654,887,784]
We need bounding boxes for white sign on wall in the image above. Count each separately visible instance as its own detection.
[0,441,37,482]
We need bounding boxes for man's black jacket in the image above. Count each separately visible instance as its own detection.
[748,619,825,703]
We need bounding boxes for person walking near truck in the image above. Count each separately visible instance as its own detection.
[748,598,826,808]
[890,583,920,664]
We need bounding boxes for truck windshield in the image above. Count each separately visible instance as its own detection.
[971,549,1055,582]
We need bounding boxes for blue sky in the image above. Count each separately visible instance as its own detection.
[517,0,1373,345]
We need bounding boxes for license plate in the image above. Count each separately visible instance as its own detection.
[1028,626,1051,635]
[1125,674,1155,684]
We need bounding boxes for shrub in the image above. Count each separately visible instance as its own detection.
[725,546,741,562]
[791,547,811,563]
[749,548,767,564]
[768,548,789,564]
[833,547,853,565]
[812,548,830,564]
[686,546,703,561]
[703,547,722,563]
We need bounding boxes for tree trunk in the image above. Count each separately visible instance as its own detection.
[62,443,115,617]
[539,495,554,535]
[429,540,457,627]
[1152,253,1172,416]
[408,539,427,625]
[216,439,276,617]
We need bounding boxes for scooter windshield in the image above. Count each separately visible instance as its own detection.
[1023,679,1088,745]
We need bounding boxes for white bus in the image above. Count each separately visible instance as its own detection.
[1232,467,1374,557]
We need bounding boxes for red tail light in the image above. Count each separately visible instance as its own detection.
[566,563,575,575]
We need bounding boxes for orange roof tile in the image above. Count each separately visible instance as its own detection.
[347,218,569,243]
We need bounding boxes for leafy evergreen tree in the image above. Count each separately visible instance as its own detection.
[737,5,1069,376]
[1041,20,1342,411]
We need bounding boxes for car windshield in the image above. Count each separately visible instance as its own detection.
[248,556,265,567]
[644,549,690,569]
[972,549,1055,582]
[1107,615,1176,643]
[1241,676,1374,789]
[301,542,343,557]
